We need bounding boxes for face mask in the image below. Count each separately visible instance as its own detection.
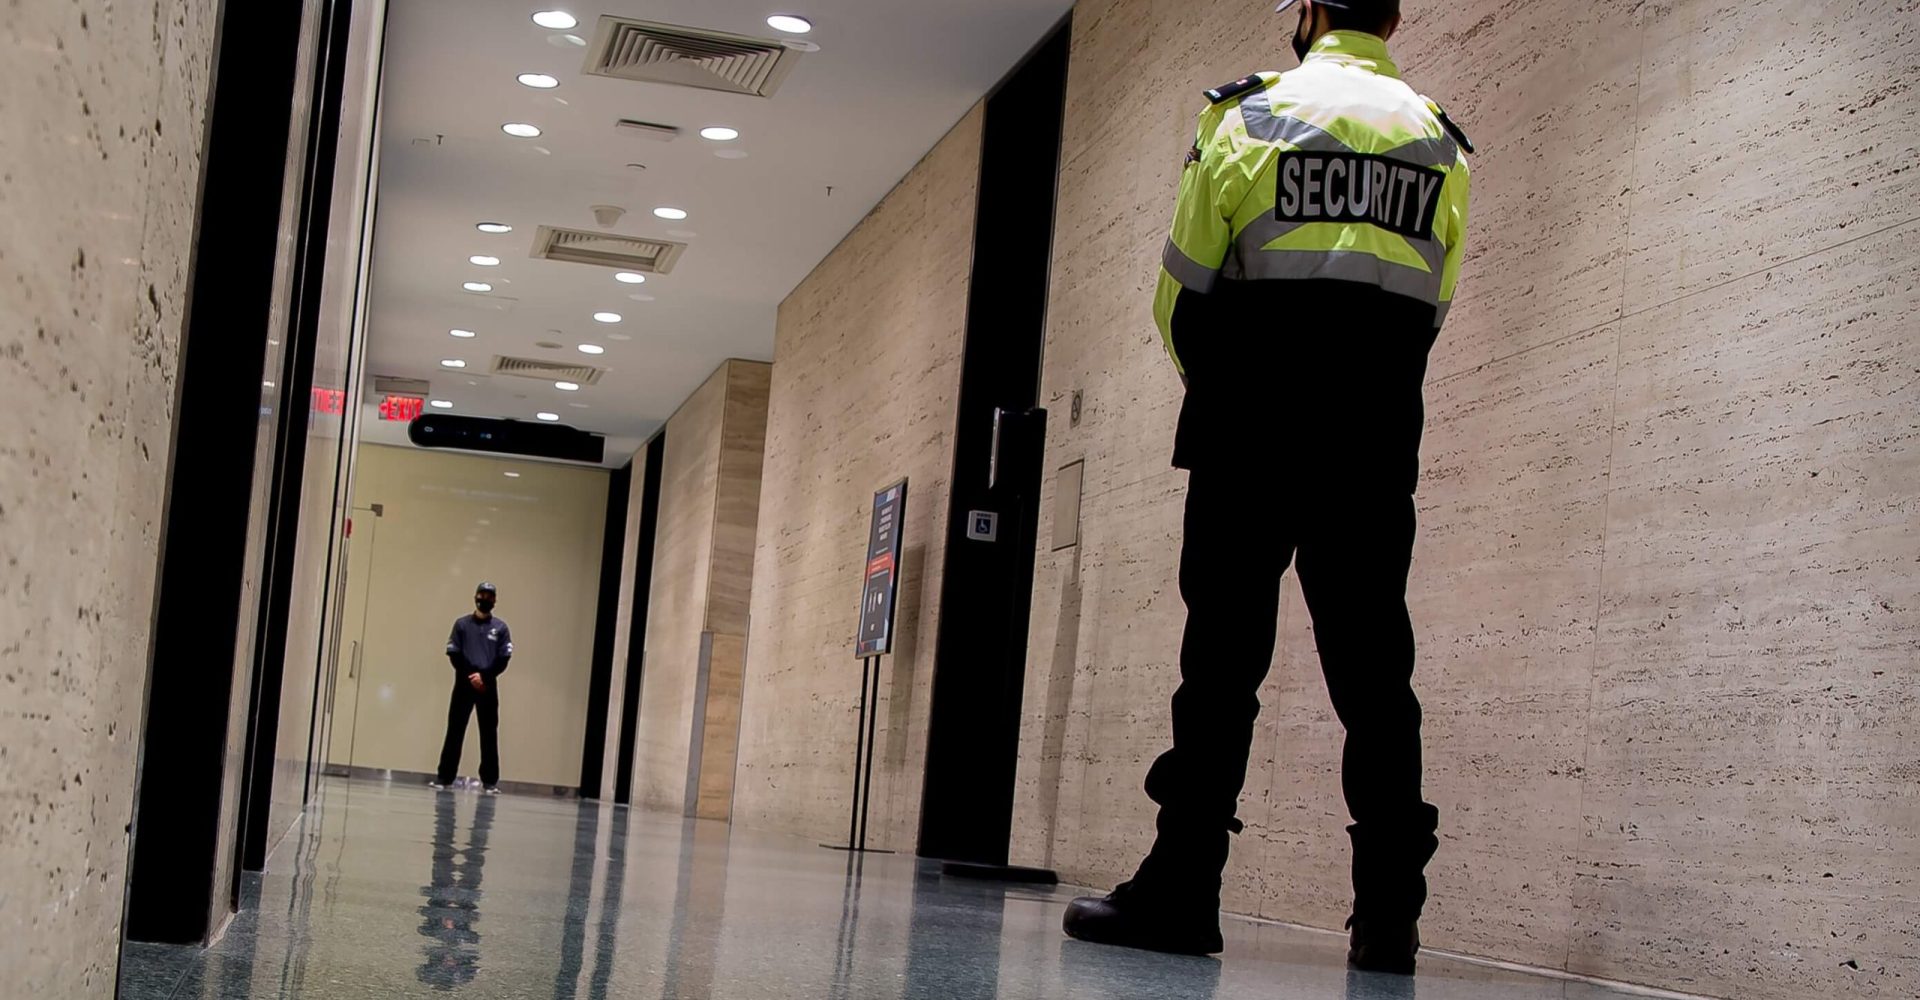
[476,597,495,613]
[1292,8,1314,61]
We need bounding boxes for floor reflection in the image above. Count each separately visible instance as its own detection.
[416,791,494,988]
[114,778,1659,1000]
[1347,967,1417,1000]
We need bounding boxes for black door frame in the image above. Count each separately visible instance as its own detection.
[916,18,1073,864]
[120,0,354,946]
[234,0,368,880]
[579,461,634,795]
[614,433,667,805]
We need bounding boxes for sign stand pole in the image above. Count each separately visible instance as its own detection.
[824,655,895,854]
[843,656,872,851]
[856,655,881,851]
[825,479,907,855]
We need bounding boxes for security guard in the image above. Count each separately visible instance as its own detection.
[1063,0,1471,975]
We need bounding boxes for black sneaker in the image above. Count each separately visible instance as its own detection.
[1062,881,1224,956]
[1346,915,1419,974]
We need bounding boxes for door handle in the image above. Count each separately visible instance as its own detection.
[348,640,361,680]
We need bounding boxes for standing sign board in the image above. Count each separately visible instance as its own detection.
[855,480,908,658]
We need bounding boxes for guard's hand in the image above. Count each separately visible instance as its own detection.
[468,673,486,692]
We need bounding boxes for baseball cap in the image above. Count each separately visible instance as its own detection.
[476,581,497,595]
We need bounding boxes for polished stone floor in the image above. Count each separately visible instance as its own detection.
[119,778,1658,999]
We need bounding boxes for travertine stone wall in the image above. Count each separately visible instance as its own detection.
[733,107,984,850]
[0,1,219,994]
[633,360,771,817]
[1009,1,1918,998]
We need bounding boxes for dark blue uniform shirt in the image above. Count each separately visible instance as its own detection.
[447,614,513,675]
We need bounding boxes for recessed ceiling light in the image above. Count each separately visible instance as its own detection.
[517,73,560,89]
[441,359,467,369]
[614,271,646,284]
[476,222,513,234]
[450,329,476,338]
[464,281,493,292]
[555,381,581,391]
[652,206,688,221]
[504,471,523,478]
[430,399,454,409]
[502,122,542,138]
[593,311,621,323]
[699,126,739,141]
[578,344,605,355]
[537,411,561,422]
[469,255,500,266]
[531,10,577,29]
[715,149,749,160]
[767,14,813,34]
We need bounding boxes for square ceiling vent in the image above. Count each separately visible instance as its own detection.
[529,226,687,274]
[581,17,800,98]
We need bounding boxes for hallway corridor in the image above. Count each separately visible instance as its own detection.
[120,780,1657,1000]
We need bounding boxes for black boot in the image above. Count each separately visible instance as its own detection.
[1346,915,1419,974]
[1062,880,1224,956]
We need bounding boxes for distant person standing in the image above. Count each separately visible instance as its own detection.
[433,582,513,793]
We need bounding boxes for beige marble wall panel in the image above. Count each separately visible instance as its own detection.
[707,362,772,635]
[1396,0,1642,378]
[1004,0,1918,995]
[1250,327,1619,967]
[733,108,981,850]
[1573,222,1920,998]
[1016,471,1189,882]
[694,632,748,821]
[632,359,769,817]
[0,0,218,992]
[1622,0,1920,307]
[635,367,728,812]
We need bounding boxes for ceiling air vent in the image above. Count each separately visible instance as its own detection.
[615,119,680,141]
[373,375,432,396]
[529,225,686,274]
[490,356,606,386]
[581,17,800,98]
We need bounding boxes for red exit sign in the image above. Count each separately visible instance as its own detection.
[311,387,346,415]
[378,395,425,422]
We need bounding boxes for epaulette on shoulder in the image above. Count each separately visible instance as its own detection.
[1203,74,1267,105]
[1424,97,1475,155]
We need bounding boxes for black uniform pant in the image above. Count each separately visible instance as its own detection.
[1137,468,1439,921]
[436,674,500,787]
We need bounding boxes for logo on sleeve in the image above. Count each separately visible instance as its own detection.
[1274,152,1446,240]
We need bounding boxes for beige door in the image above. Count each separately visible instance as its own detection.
[325,505,382,766]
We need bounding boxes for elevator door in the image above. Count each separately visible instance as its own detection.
[325,505,381,766]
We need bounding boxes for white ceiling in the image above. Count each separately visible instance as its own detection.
[364,0,1071,465]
